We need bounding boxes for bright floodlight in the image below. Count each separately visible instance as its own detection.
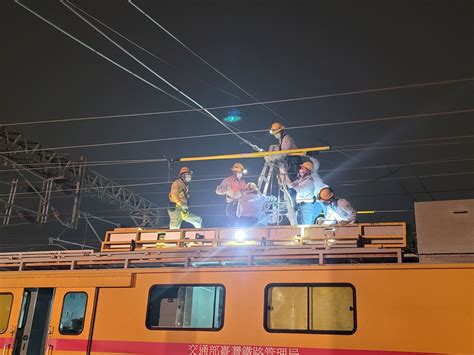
[234,230,246,242]
[243,169,248,174]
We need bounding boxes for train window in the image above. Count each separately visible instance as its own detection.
[265,283,356,334]
[0,293,13,333]
[17,291,30,329]
[146,285,225,330]
[59,292,88,335]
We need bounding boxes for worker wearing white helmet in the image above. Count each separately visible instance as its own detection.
[316,187,356,226]
[168,167,202,229]
[237,182,267,227]
[216,162,247,226]
[282,160,315,224]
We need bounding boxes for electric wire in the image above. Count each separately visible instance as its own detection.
[128,0,287,122]
[334,134,474,149]
[1,108,472,155]
[66,1,243,101]
[1,153,472,176]
[3,77,473,127]
[61,0,261,152]
[14,0,197,113]
[1,170,472,199]
[14,0,260,152]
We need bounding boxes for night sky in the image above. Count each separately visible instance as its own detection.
[0,0,473,251]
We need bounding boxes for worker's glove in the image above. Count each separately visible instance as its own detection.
[227,190,241,200]
[316,217,325,225]
[180,208,190,219]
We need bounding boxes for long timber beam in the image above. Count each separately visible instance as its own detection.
[170,146,330,162]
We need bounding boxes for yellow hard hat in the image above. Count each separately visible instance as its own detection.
[179,167,193,175]
[269,122,285,135]
[231,162,245,173]
[246,182,258,191]
[300,161,314,172]
[319,187,334,201]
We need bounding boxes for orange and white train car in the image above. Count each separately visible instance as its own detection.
[0,262,472,354]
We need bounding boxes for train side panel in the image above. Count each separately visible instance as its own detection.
[89,265,473,354]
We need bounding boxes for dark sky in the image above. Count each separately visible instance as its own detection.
[0,0,473,251]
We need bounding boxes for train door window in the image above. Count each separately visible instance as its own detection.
[265,283,356,334]
[0,293,13,333]
[59,292,87,335]
[146,285,225,330]
[17,291,30,329]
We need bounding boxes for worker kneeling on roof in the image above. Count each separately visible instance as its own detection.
[282,160,315,225]
[216,162,247,227]
[316,187,356,226]
[168,167,202,229]
[236,182,267,227]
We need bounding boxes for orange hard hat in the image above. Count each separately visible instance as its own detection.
[179,167,193,175]
[318,187,334,201]
[231,162,245,173]
[269,122,285,135]
[300,161,314,172]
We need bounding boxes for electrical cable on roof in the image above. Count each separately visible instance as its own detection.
[61,0,262,152]
[3,77,473,127]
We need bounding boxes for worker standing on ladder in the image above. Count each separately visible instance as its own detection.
[216,162,247,226]
[266,123,299,175]
[168,167,202,229]
[282,161,315,225]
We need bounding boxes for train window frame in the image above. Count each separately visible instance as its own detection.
[264,283,357,335]
[145,284,226,331]
[59,292,88,336]
[0,293,13,334]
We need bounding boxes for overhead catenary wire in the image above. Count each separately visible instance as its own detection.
[125,0,388,163]
[1,144,473,173]
[1,170,472,199]
[1,108,472,156]
[3,77,473,128]
[4,154,472,182]
[13,0,199,114]
[14,0,260,152]
[128,0,287,122]
[66,1,244,101]
[60,0,261,152]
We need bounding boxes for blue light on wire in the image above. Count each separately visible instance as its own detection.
[224,108,241,123]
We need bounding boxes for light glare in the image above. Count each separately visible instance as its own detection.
[234,230,246,242]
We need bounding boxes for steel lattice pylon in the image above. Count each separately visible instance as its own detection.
[0,126,161,227]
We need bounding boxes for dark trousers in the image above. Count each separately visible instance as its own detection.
[226,201,239,227]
